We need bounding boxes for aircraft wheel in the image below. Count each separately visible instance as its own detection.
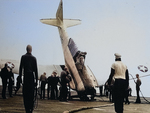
[79,95,88,101]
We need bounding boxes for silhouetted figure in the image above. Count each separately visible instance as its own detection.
[104,82,109,96]
[108,53,129,113]
[15,75,22,95]
[47,71,60,100]
[47,75,51,100]
[99,85,103,96]
[128,87,132,96]
[19,45,38,113]
[105,78,115,102]
[47,75,52,99]
[1,64,9,99]
[124,86,130,105]
[135,74,141,103]
[108,78,115,102]
[39,72,47,99]
[8,68,14,97]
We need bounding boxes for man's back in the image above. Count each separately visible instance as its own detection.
[1,67,8,79]
[19,45,38,113]
[19,53,38,83]
[112,61,127,79]
[20,53,37,73]
[40,74,47,81]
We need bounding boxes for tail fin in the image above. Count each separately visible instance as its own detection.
[40,0,81,28]
[56,0,63,22]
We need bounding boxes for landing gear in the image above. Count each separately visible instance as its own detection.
[78,88,96,101]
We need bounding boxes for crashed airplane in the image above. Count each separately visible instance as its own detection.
[40,0,98,100]
[0,0,99,100]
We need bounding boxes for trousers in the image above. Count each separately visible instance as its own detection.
[114,79,127,113]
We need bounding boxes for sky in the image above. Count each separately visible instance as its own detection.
[0,0,150,97]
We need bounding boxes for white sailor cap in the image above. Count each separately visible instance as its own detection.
[114,53,121,59]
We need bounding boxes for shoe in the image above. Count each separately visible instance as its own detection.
[2,97,7,99]
[63,99,68,102]
[14,90,17,95]
[135,101,141,103]
[125,101,130,105]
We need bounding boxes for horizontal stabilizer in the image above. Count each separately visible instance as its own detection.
[40,18,81,28]
[40,18,58,27]
[64,19,81,28]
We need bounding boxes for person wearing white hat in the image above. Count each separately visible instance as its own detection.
[108,53,129,113]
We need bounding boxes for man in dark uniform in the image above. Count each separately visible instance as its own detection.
[39,72,47,99]
[51,71,60,100]
[135,74,141,103]
[47,75,52,99]
[19,45,38,113]
[15,75,22,95]
[59,67,71,101]
[1,64,9,99]
[47,71,60,100]
[8,68,14,97]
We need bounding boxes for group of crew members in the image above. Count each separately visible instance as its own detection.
[0,63,15,99]
[0,65,72,102]
[0,45,72,113]
[0,66,71,101]
[104,81,132,104]
[39,67,71,101]
[0,45,143,113]
[104,74,141,104]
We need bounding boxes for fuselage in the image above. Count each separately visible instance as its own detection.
[40,0,99,96]
[58,25,85,91]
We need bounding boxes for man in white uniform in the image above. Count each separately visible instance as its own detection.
[108,53,129,113]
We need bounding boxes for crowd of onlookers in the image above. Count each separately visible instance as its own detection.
[0,64,72,102]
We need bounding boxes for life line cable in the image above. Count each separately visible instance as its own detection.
[33,85,38,110]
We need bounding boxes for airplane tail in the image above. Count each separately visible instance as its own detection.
[40,0,81,28]
[56,0,63,22]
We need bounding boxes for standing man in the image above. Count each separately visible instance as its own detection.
[50,71,60,100]
[108,53,129,113]
[47,74,52,99]
[19,45,38,113]
[135,74,141,103]
[1,64,9,99]
[59,67,71,101]
[8,68,14,97]
[39,72,47,99]
[15,75,22,95]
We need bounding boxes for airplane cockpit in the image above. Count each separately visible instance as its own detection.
[68,38,87,72]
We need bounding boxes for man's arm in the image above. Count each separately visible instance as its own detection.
[34,58,38,86]
[19,56,23,83]
[126,69,129,87]
[108,68,115,85]
[12,72,15,85]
